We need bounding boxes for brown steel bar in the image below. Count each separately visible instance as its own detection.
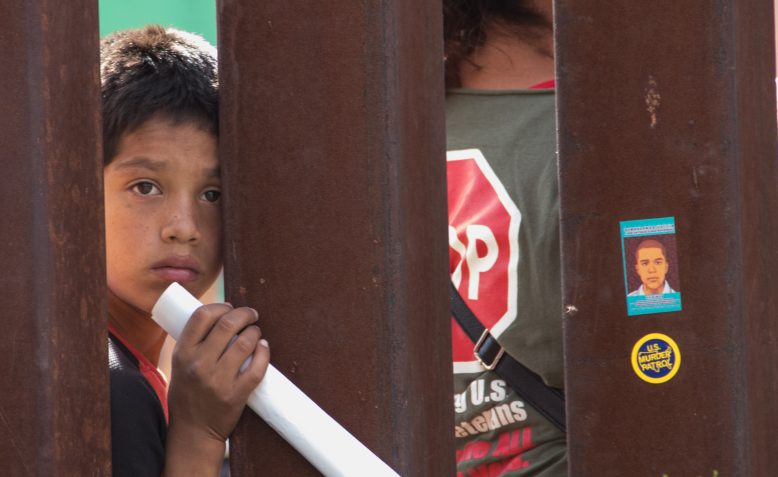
[556,0,778,475]
[217,0,453,475]
[0,1,109,475]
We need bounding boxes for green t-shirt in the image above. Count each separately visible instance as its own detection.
[447,89,566,476]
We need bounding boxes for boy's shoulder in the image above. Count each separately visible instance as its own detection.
[108,334,168,476]
[108,333,167,412]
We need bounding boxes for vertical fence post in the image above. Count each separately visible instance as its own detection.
[217,0,453,475]
[0,1,109,475]
[556,0,778,474]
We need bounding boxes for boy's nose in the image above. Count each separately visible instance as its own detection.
[161,203,201,244]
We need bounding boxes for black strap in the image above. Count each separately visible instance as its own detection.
[450,283,567,432]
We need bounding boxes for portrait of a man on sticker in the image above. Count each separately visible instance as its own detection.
[628,238,677,296]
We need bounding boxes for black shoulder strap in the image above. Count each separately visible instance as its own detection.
[450,283,567,432]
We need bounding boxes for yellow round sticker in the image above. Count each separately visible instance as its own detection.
[631,333,681,384]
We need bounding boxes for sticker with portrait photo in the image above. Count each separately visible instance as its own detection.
[620,216,682,316]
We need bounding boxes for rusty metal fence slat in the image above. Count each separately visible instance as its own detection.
[217,0,454,475]
[556,0,778,474]
[0,1,109,475]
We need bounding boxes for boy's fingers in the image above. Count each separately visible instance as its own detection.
[198,306,259,362]
[217,325,261,373]
[177,303,234,346]
[235,336,270,394]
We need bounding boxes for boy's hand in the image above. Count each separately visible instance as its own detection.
[165,303,270,476]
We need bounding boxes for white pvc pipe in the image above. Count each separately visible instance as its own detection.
[151,282,400,477]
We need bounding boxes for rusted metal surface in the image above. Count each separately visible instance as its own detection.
[217,0,453,475]
[0,1,109,475]
[556,0,778,475]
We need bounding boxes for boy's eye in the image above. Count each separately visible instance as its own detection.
[132,181,161,196]
[201,189,221,203]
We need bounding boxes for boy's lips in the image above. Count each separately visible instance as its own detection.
[152,267,198,282]
[150,256,201,282]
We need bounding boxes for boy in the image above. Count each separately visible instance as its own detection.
[444,0,567,475]
[101,26,270,476]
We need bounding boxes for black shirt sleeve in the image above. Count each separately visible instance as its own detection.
[109,337,167,477]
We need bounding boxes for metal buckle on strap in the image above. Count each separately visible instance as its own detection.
[473,329,505,371]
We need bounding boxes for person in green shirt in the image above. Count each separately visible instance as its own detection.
[444,1,567,475]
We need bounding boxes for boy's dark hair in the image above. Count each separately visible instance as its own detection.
[443,0,550,88]
[100,25,218,163]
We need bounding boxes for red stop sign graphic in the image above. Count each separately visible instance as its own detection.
[448,149,521,365]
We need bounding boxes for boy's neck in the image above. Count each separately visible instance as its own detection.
[459,9,555,90]
[108,289,167,367]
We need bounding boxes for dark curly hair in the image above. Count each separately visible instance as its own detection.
[100,25,218,163]
[443,0,550,87]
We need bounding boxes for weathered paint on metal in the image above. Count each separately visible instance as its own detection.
[0,0,109,475]
[555,0,778,474]
[217,0,453,475]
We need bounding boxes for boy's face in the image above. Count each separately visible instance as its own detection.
[104,117,221,313]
